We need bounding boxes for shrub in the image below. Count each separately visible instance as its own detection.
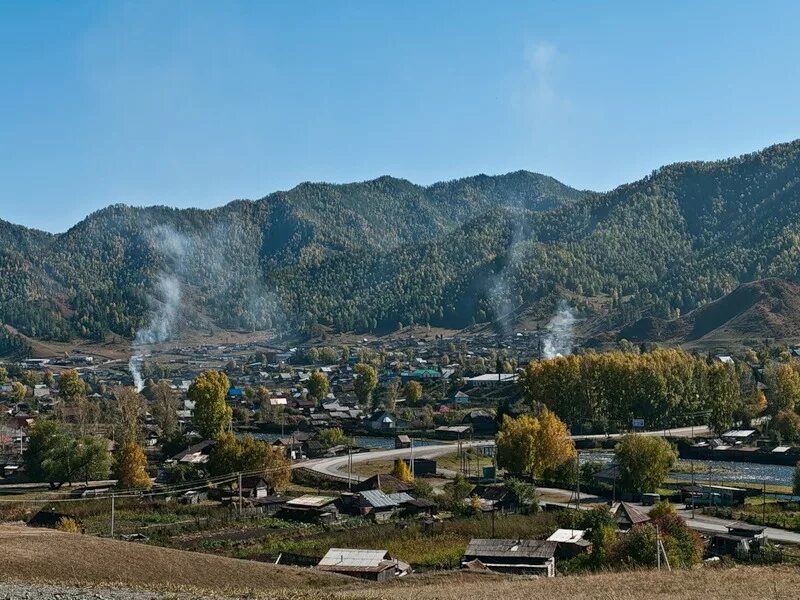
[54,517,81,533]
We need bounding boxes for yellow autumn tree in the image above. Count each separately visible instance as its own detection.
[496,411,575,479]
[391,459,414,483]
[113,437,152,490]
[532,407,576,477]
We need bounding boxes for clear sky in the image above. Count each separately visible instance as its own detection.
[2,1,800,233]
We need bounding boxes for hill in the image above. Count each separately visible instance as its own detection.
[0,524,345,595]
[0,524,798,599]
[5,139,800,350]
[620,278,800,345]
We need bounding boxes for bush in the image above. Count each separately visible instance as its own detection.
[54,517,81,533]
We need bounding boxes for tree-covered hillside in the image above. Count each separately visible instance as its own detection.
[3,140,800,349]
[0,171,587,343]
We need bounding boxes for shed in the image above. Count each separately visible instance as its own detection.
[613,502,650,530]
[461,538,556,577]
[316,548,410,581]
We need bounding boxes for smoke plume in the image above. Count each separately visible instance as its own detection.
[542,300,576,359]
[128,226,188,390]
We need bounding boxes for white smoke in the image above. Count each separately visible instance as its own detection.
[542,300,576,359]
[128,226,188,391]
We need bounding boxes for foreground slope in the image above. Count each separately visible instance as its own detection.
[0,525,798,600]
[0,524,344,594]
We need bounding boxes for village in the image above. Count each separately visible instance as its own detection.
[1,329,800,584]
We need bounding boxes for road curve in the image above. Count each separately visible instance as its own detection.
[303,424,711,482]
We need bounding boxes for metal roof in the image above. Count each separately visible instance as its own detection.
[318,548,390,568]
[547,529,586,543]
[385,492,414,504]
[285,495,337,508]
[359,489,399,509]
[464,539,557,560]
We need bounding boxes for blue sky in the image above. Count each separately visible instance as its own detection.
[2,1,800,233]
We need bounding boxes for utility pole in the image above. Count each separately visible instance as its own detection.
[410,437,415,479]
[238,472,243,514]
[110,494,115,538]
[656,525,661,570]
[762,480,766,525]
[347,446,352,491]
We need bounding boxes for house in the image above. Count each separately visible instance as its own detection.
[613,502,651,530]
[720,429,757,444]
[280,495,339,523]
[435,425,472,439]
[462,410,497,436]
[471,483,522,513]
[356,489,401,522]
[365,410,396,431]
[451,391,470,406]
[465,373,518,387]
[709,523,767,558]
[170,439,215,465]
[354,473,412,494]
[316,548,410,581]
[461,538,557,577]
[547,529,592,559]
[240,476,270,498]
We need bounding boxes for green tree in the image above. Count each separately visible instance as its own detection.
[403,380,423,404]
[308,371,329,402]
[773,409,800,440]
[765,363,800,414]
[189,371,232,439]
[113,437,151,489]
[354,363,378,406]
[207,432,291,491]
[24,421,111,488]
[316,427,351,448]
[615,434,677,493]
[0,367,7,384]
[496,414,539,477]
[58,369,86,403]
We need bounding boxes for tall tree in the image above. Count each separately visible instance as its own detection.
[113,437,152,489]
[403,380,423,404]
[188,371,232,439]
[354,363,378,406]
[151,380,180,439]
[58,369,86,403]
[615,434,677,493]
[307,371,329,402]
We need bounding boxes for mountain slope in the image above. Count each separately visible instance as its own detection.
[4,139,800,350]
[620,278,800,344]
[0,172,586,343]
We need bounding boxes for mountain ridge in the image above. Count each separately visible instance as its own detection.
[3,139,800,352]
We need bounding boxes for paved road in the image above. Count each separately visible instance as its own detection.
[675,508,800,544]
[304,424,711,482]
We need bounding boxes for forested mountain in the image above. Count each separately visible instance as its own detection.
[4,139,800,351]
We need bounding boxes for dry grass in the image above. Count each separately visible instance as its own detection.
[0,524,346,596]
[342,565,800,600]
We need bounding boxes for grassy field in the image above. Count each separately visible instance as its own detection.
[169,511,561,570]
